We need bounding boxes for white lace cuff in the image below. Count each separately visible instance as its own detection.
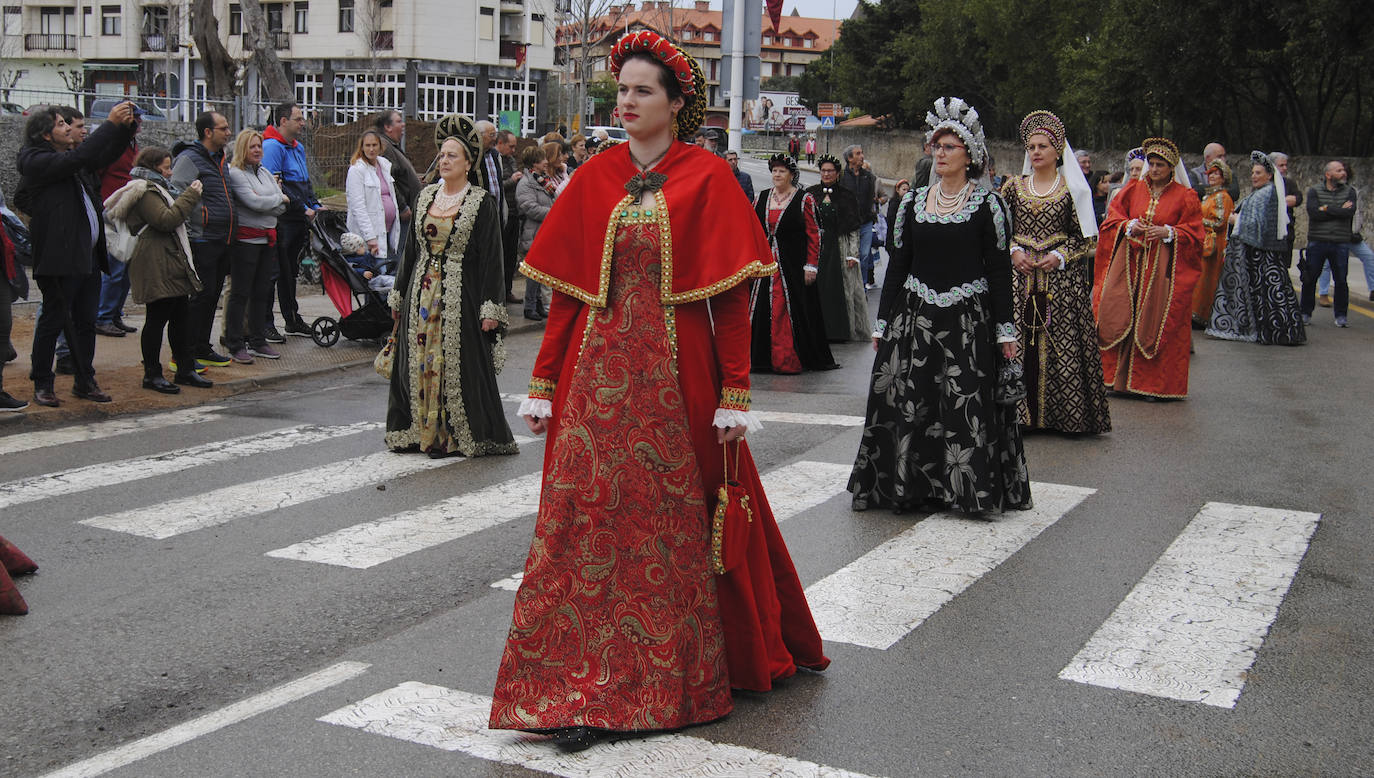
[1162,225,1176,243]
[518,397,553,419]
[713,408,762,433]
[996,322,1018,343]
[1051,249,1067,269]
[873,318,888,338]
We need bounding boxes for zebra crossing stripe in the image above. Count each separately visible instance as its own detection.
[1058,502,1321,708]
[318,681,884,777]
[266,472,544,568]
[0,406,228,457]
[79,439,533,540]
[497,395,865,427]
[806,482,1096,650]
[40,661,370,778]
[487,460,853,591]
[0,423,380,510]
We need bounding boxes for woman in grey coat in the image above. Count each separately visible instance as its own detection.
[102,146,210,393]
[516,145,557,320]
[225,129,290,363]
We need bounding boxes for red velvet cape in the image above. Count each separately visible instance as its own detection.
[520,141,775,307]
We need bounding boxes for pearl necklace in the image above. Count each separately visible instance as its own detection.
[1028,172,1061,198]
[432,183,468,212]
[931,181,971,216]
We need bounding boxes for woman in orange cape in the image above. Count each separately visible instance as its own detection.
[1092,137,1203,399]
[489,31,829,751]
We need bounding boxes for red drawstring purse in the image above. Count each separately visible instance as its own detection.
[710,440,753,575]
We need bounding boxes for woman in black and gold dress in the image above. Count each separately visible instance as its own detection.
[848,97,1031,515]
[1000,110,1110,434]
[385,118,516,457]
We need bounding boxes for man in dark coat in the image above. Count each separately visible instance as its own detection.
[374,109,421,216]
[17,102,137,406]
[171,110,237,363]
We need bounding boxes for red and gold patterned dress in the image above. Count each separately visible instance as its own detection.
[490,141,830,733]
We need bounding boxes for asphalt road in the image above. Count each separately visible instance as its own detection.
[1,161,1371,777]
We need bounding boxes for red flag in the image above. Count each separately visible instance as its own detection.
[765,0,783,31]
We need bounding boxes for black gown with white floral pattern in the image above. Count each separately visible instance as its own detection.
[848,186,1032,514]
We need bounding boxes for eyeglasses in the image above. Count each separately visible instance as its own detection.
[213,125,230,131]
[933,143,966,154]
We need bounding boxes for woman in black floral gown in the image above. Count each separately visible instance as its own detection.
[848,98,1031,514]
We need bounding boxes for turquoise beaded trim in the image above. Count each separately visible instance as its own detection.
[902,275,989,307]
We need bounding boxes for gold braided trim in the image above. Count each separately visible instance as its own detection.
[720,386,751,411]
[528,377,557,400]
[520,191,777,308]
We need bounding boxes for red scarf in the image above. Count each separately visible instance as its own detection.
[521,141,774,307]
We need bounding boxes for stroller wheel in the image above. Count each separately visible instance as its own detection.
[311,316,340,347]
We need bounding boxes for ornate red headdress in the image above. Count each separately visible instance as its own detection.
[608,30,707,142]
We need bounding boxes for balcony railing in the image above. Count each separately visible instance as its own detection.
[241,31,290,50]
[25,33,76,51]
[141,33,179,52]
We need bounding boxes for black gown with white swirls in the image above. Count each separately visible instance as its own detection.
[847,186,1031,514]
[1206,185,1306,346]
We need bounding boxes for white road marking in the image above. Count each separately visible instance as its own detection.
[40,661,370,778]
[0,423,379,510]
[319,682,884,777]
[1058,501,1321,708]
[266,472,544,568]
[79,439,537,539]
[498,394,865,427]
[487,460,853,590]
[0,406,228,457]
[807,482,1096,650]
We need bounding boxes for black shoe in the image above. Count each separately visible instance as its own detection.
[94,321,126,337]
[174,371,214,388]
[54,355,75,375]
[524,311,546,321]
[33,388,59,407]
[196,349,232,367]
[0,391,27,411]
[263,326,286,344]
[284,319,313,337]
[113,317,138,333]
[73,383,113,403]
[551,726,606,753]
[142,375,181,394]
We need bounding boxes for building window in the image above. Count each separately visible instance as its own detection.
[142,6,168,36]
[338,0,353,32]
[40,7,76,35]
[803,37,813,48]
[762,35,772,45]
[265,2,284,31]
[681,29,691,40]
[703,30,713,41]
[530,12,543,45]
[229,3,242,34]
[82,7,92,36]
[293,2,308,33]
[479,7,493,40]
[100,4,120,35]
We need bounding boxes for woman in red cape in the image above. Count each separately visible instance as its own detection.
[1093,137,1203,399]
[489,31,829,751]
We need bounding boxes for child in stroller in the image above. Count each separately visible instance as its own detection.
[339,232,396,295]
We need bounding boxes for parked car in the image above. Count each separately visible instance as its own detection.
[0,102,23,115]
[22,103,49,116]
[88,97,168,121]
[582,125,628,142]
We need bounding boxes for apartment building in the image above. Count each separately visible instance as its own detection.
[0,0,556,132]
[558,0,839,128]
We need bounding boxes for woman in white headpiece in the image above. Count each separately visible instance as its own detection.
[999,110,1110,434]
[1205,151,1306,345]
[848,97,1031,515]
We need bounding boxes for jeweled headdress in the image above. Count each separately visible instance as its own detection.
[1250,151,1288,238]
[608,30,707,142]
[1206,158,1232,186]
[768,152,799,185]
[816,153,841,171]
[429,114,482,185]
[1250,150,1275,175]
[925,97,987,166]
[1141,137,1181,168]
[1018,110,1065,154]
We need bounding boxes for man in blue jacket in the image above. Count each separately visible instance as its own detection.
[171,110,236,366]
[262,101,321,338]
[17,103,137,406]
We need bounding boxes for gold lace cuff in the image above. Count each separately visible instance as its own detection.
[528,377,557,401]
[720,386,751,411]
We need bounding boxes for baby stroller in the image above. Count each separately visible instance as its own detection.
[306,210,394,347]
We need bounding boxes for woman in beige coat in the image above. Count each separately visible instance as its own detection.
[103,146,211,393]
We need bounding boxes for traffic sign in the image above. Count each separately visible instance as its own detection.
[820,116,835,129]
[817,102,841,118]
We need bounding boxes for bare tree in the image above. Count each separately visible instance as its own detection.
[568,0,617,131]
[0,25,23,102]
[191,0,238,101]
[353,0,391,116]
[240,0,294,102]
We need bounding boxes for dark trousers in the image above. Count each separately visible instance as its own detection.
[1302,241,1349,318]
[141,296,194,374]
[272,217,309,327]
[0,284,14,392]
[225,241,276,351]
[502,215,520,297]
[189,241,232,356]
[31,270,100,391]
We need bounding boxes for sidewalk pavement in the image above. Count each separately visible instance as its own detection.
[1,280,547,426]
